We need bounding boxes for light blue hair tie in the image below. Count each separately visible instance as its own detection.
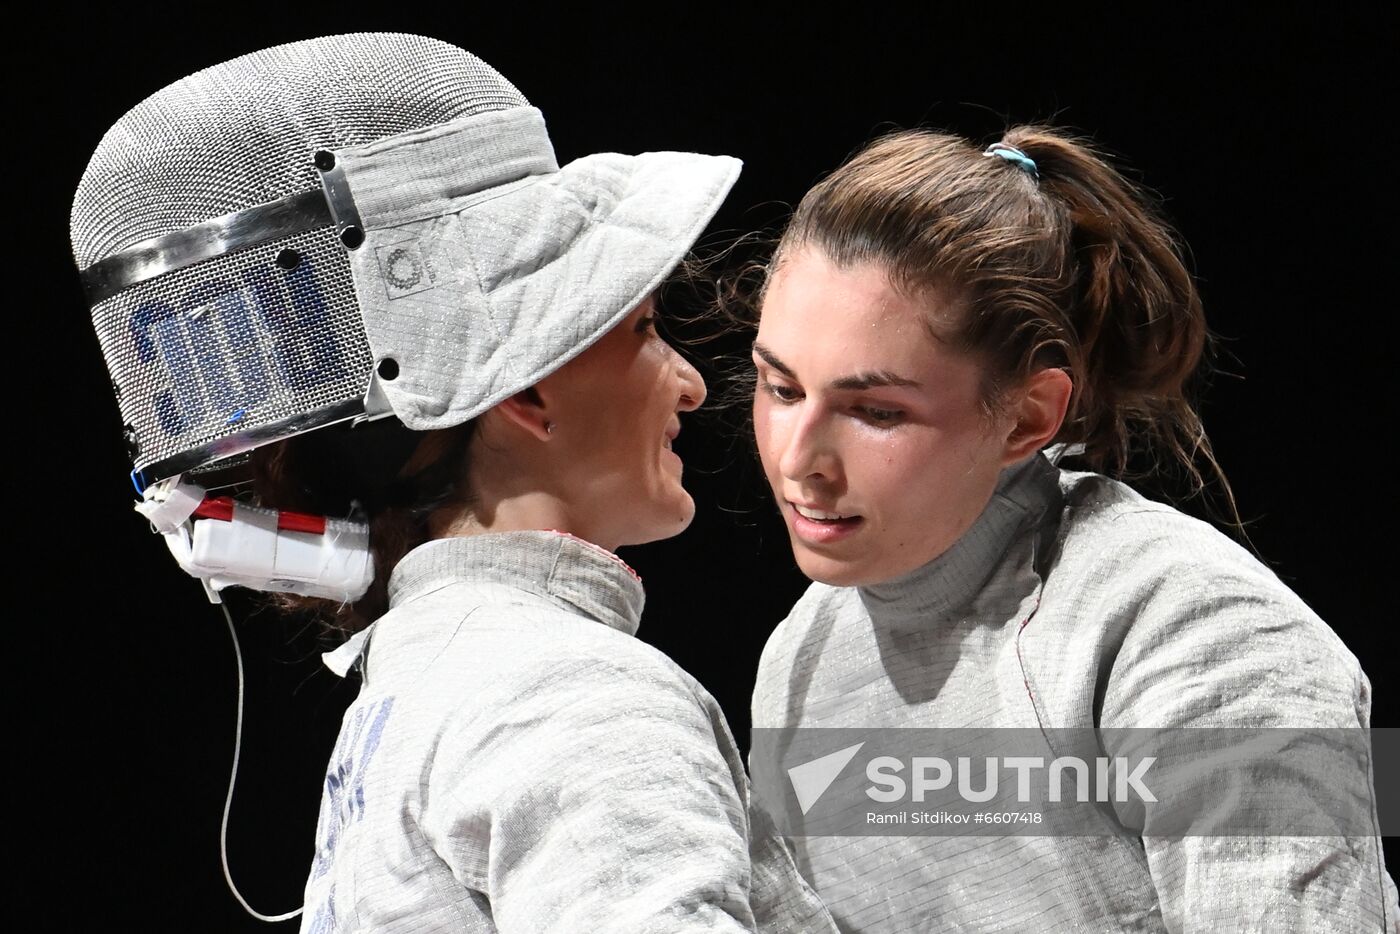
[984,143,1039,180]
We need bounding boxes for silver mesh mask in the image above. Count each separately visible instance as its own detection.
[70,34,528,487]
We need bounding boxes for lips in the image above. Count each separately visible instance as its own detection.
[787,499,863,545]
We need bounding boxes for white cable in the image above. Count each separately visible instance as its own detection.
[219,599,304,923]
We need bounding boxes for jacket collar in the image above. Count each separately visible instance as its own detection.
[323,530,645,677]
[856,450,1064,625]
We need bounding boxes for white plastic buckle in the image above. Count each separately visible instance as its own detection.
[135,475,373,605]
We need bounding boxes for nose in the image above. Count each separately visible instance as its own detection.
[777,401,839,485]
[672,348,707,412]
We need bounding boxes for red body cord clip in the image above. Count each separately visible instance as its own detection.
[192,496,327,535]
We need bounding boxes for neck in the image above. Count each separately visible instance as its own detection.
[856,453,1062,627]
[430,429,622,549]
[430,488,617,551]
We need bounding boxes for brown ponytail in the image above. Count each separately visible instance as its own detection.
[770,125,1238,525]
[248,417,478,637]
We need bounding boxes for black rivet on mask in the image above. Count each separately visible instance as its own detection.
[275,248,301,270]
[313,150,336,171]
[340,225,365,249]
[123,423,140,458]
[377,358,399,381]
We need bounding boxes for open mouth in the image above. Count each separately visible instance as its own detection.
[792,504,858,522]
[788,501,863,542]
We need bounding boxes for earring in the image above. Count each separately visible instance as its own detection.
[545,421,556,435]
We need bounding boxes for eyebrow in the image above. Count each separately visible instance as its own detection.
[753,342,922,391]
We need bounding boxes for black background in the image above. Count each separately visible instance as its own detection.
[30,5,1392,929]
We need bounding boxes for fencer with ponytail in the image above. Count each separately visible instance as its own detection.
[748,123,1398,930]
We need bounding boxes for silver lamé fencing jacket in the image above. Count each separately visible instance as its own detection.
[753,451,1398,933]
[303,530,837,933]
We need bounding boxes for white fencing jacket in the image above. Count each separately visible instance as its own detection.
[752,450,1397,933]
[301,530,836,933]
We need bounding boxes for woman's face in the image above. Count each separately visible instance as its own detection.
[539,295,707,548]
[752,247,1014,587]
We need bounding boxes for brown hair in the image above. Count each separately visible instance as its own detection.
[768,125,1237,520]
[248,417,478,637]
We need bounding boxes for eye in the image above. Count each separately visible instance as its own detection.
[856,405,905,426]
[635,313,660,334]
[760,377,802,404]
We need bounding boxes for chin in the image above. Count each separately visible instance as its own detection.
[622,494,696,547]
[792,545,870,588]
[664,496,697,538]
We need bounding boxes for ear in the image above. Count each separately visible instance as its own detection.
[493,386,554,442]
[1001,367,1073,465]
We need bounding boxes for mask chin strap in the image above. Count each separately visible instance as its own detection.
[134,475,373,923]
[135,475,374,604]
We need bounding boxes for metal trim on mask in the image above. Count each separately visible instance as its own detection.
[79,189,333,304]
[316,158,366,248]
[139,396,369,484]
